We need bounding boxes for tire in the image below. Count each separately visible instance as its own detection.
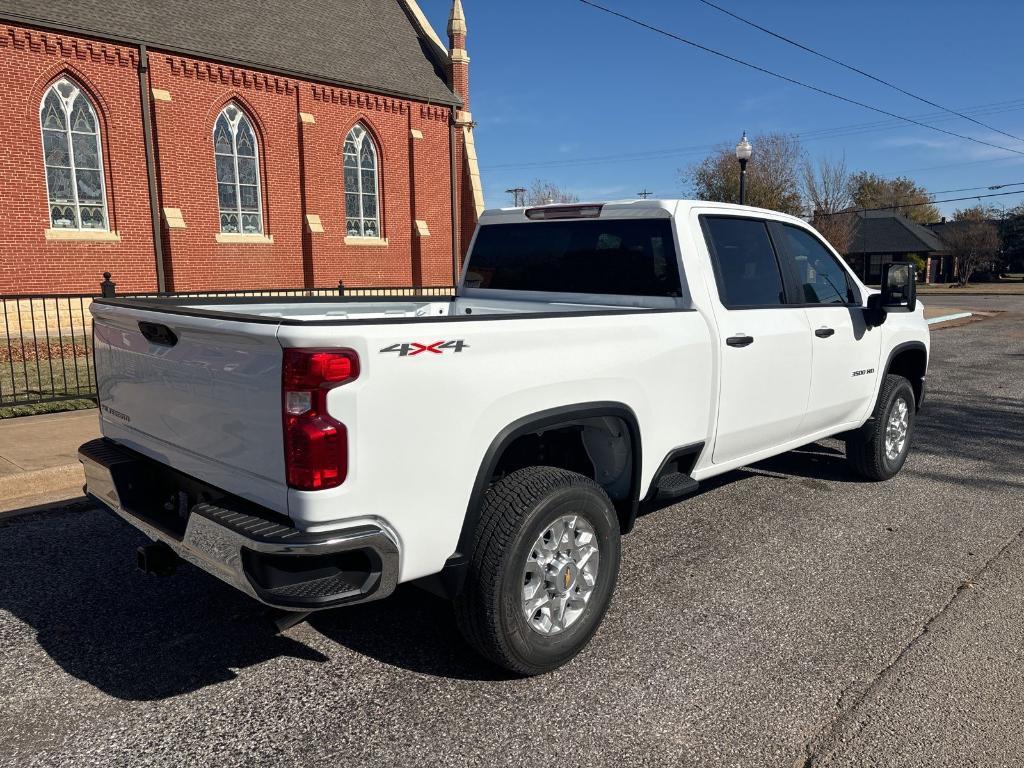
[454,466,621,676]
[846,374,916,481]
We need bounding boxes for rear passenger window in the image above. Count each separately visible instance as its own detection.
[776,224,857,305]
[702,217,786,307]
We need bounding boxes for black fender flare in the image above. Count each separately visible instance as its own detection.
[456,401,643,558]
[879,340,928,411]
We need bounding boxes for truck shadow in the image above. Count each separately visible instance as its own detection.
[0,507,508,699]
[0,507,329,701]
[307,589,509,682]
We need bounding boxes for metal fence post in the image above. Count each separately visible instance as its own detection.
[338,279,345,297]
[100,272,116,298]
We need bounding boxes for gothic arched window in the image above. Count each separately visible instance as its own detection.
[343,124,380,238]
[214,104,264,234]
[40,78,108,230]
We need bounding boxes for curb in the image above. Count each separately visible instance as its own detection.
[927,312,972,325]
[0,463,85,513]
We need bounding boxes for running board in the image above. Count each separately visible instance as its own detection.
[655,471,699,500]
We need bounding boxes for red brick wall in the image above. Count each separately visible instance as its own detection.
[0,22,469,294]
[0,24,158,294]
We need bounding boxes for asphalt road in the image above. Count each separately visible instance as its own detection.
[1,299,1022,767]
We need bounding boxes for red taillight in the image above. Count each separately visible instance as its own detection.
[282,349,359,490]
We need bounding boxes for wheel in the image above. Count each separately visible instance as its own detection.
[846,374,916,481]
[454,466,621,675]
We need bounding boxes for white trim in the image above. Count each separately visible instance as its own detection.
[398,0,450,64]
[45,228,120,241]
[344,236,389,247]
[215,233,274,245]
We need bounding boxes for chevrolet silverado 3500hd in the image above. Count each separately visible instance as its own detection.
[79,199,929,674]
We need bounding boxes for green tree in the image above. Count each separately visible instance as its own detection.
[847,172,939,224]
[681,133,804,216]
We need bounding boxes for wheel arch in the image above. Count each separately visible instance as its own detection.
[882,341,928,410]
[457,402,643,558]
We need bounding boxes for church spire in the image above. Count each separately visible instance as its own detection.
[447,0,469,109]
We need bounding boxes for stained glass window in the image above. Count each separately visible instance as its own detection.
[40,78,108,230]
[214,104,263,234]
[343,124,380,238]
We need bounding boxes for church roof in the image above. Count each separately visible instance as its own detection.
[1,0,459,105]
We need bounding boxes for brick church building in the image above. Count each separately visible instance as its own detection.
[0,0,484,294]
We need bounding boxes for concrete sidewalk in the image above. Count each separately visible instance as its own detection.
[0,409,99,513]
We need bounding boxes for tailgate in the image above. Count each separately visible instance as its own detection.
[91,302,288,513]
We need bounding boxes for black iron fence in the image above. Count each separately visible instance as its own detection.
[1,273,454,409]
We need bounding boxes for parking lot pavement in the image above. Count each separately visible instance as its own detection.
[1,303,1022,768]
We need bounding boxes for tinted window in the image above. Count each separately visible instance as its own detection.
[464,219,682,297]
[702,217,786,307]
[777,225,856,305]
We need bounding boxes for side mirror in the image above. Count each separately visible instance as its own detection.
[865,293,887,327]
[881,261,917,313]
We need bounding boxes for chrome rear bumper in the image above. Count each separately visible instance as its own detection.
[78,438,399,611]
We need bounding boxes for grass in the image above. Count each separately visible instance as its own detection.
[918,273,1024,294]
[0,335,97,418]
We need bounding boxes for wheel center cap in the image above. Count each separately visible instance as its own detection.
[551,558,578,595]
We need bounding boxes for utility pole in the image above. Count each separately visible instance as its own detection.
[505,187,526,207]
[637,189,652,199]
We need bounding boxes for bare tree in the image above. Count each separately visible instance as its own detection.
[524,179,579,206]
[681,133,804,216]
[943,206,1000,285]
[803,154,856,255]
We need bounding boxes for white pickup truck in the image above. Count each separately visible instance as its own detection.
[80,199,929,675]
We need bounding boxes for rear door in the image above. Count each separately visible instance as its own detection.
[699,215,813,464]
[91,302,288,512]
[772,223,882,433]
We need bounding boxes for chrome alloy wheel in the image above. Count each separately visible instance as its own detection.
[885,396,910,461]
[522,514,600,636]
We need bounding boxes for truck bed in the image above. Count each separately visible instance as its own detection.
[95,294,670,325]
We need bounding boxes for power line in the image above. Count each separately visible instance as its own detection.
[482,97,1024,173]
[576,0,1024,159]
[927,181,1024,195]
[815,188,1024,216]
[696,0,1024,144]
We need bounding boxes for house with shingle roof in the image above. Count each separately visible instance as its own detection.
[846,210,952,284]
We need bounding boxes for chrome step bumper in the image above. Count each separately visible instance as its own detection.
[78,438,399,611]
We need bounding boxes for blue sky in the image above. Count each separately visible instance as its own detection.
[420,0,1024,217]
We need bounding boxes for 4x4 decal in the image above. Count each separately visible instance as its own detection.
[380,340,469,357]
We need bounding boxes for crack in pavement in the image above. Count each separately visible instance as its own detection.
[796,525,1024,768]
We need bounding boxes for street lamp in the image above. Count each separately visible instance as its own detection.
[735,132,752,206]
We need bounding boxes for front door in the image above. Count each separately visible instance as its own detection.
[699,215,813,464]
[771,222,883,433]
